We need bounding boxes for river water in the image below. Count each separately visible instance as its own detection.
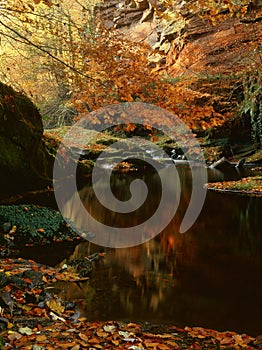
[41,163,261,337]
[21,164,262,336]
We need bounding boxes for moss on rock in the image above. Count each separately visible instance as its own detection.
[0,82,53,193]
[0,204,77,244]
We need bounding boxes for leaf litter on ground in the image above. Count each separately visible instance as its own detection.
[0,257,261,349]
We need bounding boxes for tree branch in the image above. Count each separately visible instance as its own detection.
[0,19,107,88]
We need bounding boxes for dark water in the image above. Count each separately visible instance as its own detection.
[25,165,262,336]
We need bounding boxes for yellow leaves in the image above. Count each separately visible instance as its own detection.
[96,329,108,338]
[240,5,248,14]
[46,297,65,315]
[185,0,251,24]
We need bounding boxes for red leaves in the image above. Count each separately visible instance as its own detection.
[182,326,255,348]
[0,257,259,349]
[1,317,258,349]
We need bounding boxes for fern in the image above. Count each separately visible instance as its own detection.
[240,71,262,148]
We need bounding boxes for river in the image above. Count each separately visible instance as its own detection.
[25,164,262,336]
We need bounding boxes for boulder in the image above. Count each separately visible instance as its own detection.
[0,82,53,194]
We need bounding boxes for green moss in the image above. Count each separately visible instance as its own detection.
[207,176,262,195]
[246,149,262,163]
[0,137,28,172]
[0,204,77,244]
[0,82,53,191]
[0,336,4,350]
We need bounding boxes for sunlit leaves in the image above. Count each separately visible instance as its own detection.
[68,25,231,133]
[0,0,100,103]
[179,0,255,24]
[0,0,254,134]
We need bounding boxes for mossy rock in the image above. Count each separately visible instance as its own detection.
[0,82,53,193]
[0,204,77,244]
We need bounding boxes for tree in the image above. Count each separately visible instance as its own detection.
[0,0,261,134]
[0,0,100,124]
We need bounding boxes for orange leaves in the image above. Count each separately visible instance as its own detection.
[32,0,53,8]
[181,326,255,348]
[70,25,234,135]
[29,307,47,317]
[124,123,136,133]
[207,176,262,195]
[1,299,257,350]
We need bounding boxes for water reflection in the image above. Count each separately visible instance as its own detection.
[55,166,262,336]
[61,165,201,247]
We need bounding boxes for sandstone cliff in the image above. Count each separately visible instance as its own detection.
[95,0,262,76]
[95,1,262,151]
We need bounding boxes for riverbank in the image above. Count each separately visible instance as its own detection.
[1,131,262,349]
[206,176,262,196]
[0,257,261,349]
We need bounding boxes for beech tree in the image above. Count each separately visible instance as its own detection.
[0,0,261,133]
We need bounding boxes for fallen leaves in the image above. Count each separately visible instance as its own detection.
[46,298,65,315]
[206,176,262,195]
[1,318,259,349]
[0,257,260,349]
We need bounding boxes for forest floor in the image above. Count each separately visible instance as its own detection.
[0,258,261,350]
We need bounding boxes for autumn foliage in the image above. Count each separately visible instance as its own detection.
[0,0,261,135]
[69,26,232,134]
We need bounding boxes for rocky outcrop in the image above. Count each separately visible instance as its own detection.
[0,82,53,194]
[96,1,262,76]
[95,0,160,46]
[166,14,262,76]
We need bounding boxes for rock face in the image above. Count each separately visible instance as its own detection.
[0,82,53,194]
[96,1,262,76]
[95,0,160,47]
[166,14,262,77]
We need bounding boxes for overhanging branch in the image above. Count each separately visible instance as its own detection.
[0,19,107,88]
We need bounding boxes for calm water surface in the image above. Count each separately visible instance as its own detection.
[35,165,262,335]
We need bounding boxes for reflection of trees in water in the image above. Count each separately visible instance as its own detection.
[55,189,262,330]
[58,166,202,316]
[55,278,96,314]
[58,224,199,318]
[57,167,262,324]
[233,197,261,256]
[62,166,184,245]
